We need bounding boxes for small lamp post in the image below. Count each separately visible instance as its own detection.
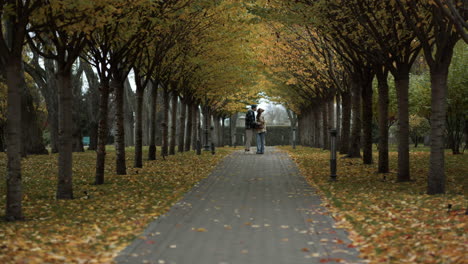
[329,129,337,181]
[292,127,297,149]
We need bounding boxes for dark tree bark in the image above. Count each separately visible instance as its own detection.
[22,55,50,155]
[169,92,178,155]
[71,62,85,153]
[56,67,74,199]
[161,87,169,157]
[322,101,329,150]
[184,100,193,152]
[28,27,88,200]
[148,82,158,160]
[123,79,135,147]
[221,116,225,147]
[340,92,351,155]
[328,98,335,130]
[376,68,390,173]
[95,80,110,185]
[362,70,374,164]
[112,76,127,175]
[44,60,59,153]
[192,104,199,150]
[394,66,411,182]
[134,85,144,168]
[88,122,98,150]
[428,64,452,193]
[348,77,362,158]
[21,83,48,155]
[0,124,5,152]
[230,113,238,147]
[211,115,217,147]
[313,106,321,148]
[5,56,25,221]
[178,100,186,153]
[336,94,341,150]
[82,60,100,151]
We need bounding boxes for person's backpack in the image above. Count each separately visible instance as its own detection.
[245,110,256,129]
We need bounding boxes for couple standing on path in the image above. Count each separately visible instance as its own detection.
[245,104,267,154]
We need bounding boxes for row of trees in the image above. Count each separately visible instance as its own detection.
[1,0,261,221]
[251,1,467,193]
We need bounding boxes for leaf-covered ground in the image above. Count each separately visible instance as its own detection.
[0,147,234,263]
[279,146,467,264]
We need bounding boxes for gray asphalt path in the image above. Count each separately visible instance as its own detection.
[116,147,363,264]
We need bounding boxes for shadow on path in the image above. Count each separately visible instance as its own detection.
[116,147,363,264]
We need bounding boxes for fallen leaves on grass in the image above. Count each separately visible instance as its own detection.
[0,147,234,263]
[280,146,467,264]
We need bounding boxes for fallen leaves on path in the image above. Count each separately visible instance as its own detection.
[280,146,467,264]
[0,147,234,263]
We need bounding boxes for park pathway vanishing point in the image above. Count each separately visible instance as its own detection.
[116,147,363,264]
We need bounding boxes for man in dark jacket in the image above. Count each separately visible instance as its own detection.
[245,104,257,152]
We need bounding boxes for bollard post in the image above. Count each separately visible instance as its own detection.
[292,128,297,149]
[211,142,215,155]
[196,140,202,155]
[329,129,337,181]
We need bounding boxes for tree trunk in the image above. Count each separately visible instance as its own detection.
[185,101,193,152]
[362,72,374,165]
[123,80,134,147]
[113,78,126,175]
[340,91,351,154]
[336,94,341,150]
[464,118,468,153]
[88,122,98,150]
[313,107,321,148]
[221,117,225,147]
[428,68,450,194]
[56,68,74,199]
[49,114,59,153]
[328,98,335,129]
[25,56,59,153]
[394,67,410,182]
[376,69,390,173]
[0,124,5,152]
[21,84,48,155]
[202,107,211,148]
[322,101,329,150]
[211,115,216,147]
[134,87,144,168]
[82,60,100,151]
[5,57,24,220]
[178,100,186,152]
[192,104,199,150]
[169,92,178,155]
[71,67,84,153]
[161,88,169,157]
[348,77,362,158]
[230,113,238,147]
[95,81,110,185]
[148,82,158,160]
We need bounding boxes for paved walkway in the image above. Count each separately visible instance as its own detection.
[116,147,363,264]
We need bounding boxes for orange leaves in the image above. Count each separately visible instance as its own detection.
[0,147,234,263]
[281,146,467,264]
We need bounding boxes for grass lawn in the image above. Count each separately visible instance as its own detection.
[0,147,234,263]
[279,145,467,264]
